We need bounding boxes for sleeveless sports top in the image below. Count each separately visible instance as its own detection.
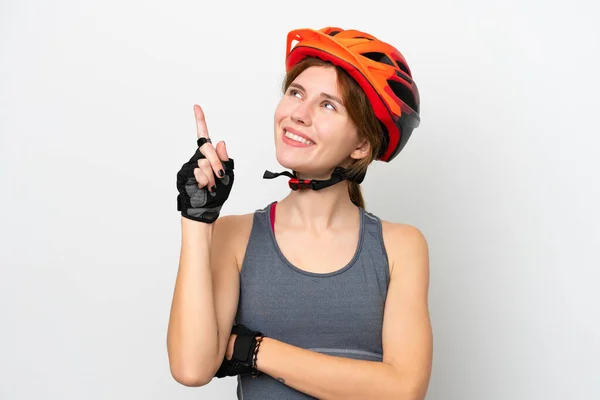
[234,201,390,399]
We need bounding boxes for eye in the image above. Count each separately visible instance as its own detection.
[323,101,336,111]
[288,88,302,98]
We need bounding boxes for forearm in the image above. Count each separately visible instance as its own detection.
[167,217,218,385]
[256,338,410,400]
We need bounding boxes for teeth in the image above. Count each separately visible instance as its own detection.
[284,129,312,145]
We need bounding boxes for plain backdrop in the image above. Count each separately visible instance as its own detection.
[1,0,599,399]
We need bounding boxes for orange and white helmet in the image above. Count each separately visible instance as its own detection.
[285,27,421,162]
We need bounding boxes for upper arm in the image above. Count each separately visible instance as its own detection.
[381,223,433,399]
[208,214,252,372]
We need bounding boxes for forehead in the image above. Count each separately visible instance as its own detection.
[292,66,339,94]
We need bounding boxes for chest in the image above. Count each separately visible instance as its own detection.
[236,251,388,354]
[273,227,360,274]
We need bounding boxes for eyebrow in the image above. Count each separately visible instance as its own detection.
[289,83,344,106]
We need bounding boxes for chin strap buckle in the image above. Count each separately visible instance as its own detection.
[263,166,363,191]
[288,178,317,190]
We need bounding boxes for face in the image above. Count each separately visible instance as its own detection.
[273,66,369,180]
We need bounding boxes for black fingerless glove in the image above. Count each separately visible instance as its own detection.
[176,148,234,223]
[214,356,253,378]
[214,324,264,379]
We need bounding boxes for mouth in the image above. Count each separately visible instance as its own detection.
[282,128,314,146]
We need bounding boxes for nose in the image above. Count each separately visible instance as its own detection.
[291,101,312,126]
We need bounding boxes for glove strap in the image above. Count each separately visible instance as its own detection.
[231,324,264,378]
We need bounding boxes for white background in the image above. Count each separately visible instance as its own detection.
[1,0,599,399]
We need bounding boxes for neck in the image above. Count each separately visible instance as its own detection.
[277,180,359,232]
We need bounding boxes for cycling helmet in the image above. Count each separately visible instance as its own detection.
[285,27,420,162]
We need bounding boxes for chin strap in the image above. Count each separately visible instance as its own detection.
[263,167,365,191]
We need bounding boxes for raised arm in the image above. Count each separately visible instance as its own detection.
[167,219,220,386]
[167,104,240,386]
[167,215,242,386]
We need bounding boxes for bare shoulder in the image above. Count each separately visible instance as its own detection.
[380,219,430,279]
[212,212,255,272]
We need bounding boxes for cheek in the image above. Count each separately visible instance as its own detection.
[319,121,361,164]
[273,101,291,145]
[317,118,356,149]
[274,98,292,126]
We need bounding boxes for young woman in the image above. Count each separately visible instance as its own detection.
[168,27,432,399]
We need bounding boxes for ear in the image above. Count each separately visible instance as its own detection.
[350,137,370,160]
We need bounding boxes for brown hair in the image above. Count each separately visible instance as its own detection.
[282,57,382,209]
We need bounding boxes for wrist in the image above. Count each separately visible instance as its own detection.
[251,334,264,378]
[181,216,214,241]
[228,324,265,377]
[181,214,215,230]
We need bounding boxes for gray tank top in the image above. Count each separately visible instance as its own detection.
[234,201,390,399]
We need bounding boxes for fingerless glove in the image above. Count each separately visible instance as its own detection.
[176,148,234,223]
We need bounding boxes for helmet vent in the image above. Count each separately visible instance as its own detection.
[361,52,395,67]
[394,60,411,77]
[387,79,418,113]
[395,70,413,84]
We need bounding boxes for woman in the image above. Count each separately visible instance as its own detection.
[168,27,432,399]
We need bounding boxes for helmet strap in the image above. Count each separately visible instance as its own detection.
[263,167,365,191]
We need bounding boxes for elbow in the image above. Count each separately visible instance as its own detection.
[386,362,430,400]
[169,364,213,387]
[168,353,219,387]
[167,342,220,387]
[392,380,428,400]
[396,388,425,400]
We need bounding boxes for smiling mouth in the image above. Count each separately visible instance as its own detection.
[284,129,313,145]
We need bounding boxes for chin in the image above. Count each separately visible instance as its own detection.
[275,150,306,172]
[273,137,339,179]
[276,153,335,181]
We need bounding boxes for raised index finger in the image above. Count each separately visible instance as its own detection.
[192,104,224,178]
[193,104,210,140]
